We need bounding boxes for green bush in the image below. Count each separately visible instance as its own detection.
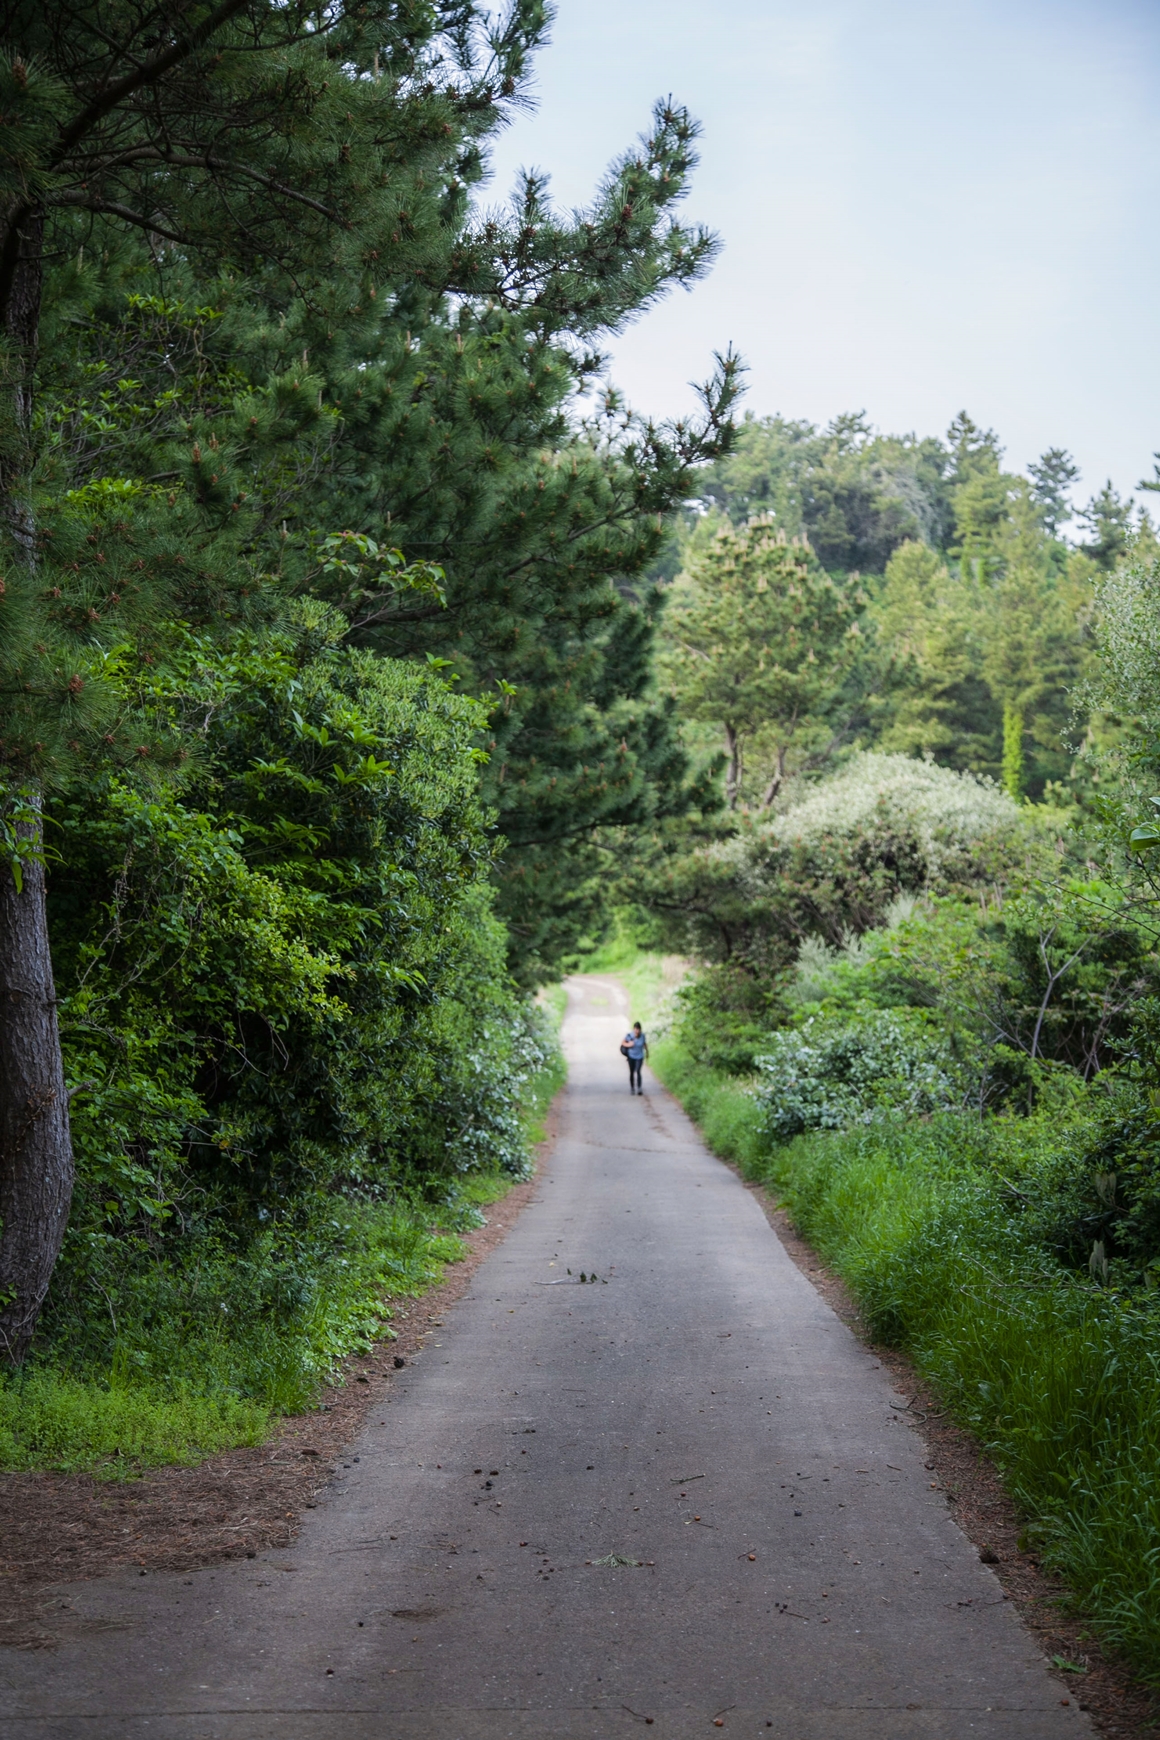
[13,1003,564,1474]
[753,1009,959,1138]
[669,962,788,1074]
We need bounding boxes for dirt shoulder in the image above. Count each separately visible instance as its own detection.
[0,1117,555,1650]
[741,1176,1160,1740]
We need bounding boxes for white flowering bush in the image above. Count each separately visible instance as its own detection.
[729,752,1019,883]
[753,1009,959,1140]
[650,753,1036,971]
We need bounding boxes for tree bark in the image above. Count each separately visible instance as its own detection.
[0,201,43,554]
[0,202,74,1363]
[0,796,73,1365]
[724,722,741,811]
[760,743,787,810]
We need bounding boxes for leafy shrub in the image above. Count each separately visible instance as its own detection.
[642,753,1053,975]
[753,1010,959,1139]
[49,608,537,1234]
[670,962,788,1074]
[761,752,1021,861]
[24,604,564,1440]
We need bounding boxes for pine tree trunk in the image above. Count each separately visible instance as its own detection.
[724,723,742,810]
[0,204,74,1364]
[0,201,43,552]
[0,797,73,1364]
[760,743,787,810]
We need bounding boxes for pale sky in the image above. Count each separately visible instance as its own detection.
[484,0,1160,512]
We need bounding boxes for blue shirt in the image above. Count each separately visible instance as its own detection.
[624,1031,646,1060]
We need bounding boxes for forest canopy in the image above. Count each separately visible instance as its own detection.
[653,406,1154,810]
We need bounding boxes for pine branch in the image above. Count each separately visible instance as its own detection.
[49,194,187,244]
[50,0,255,166]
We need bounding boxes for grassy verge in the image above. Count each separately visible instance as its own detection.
[750,1117,1160,1681]
[648,1036,765,1170]
[1,1025,566,1478]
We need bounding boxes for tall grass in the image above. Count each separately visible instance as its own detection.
[0,1369,269,1473]
[648,1036,766,1171]
[1,1201,468,1476]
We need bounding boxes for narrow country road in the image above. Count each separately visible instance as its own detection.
[1,976,1091,1739]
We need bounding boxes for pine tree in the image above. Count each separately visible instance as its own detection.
[1078,481,1134,569]
[1028,447,1080,538]
[661,517,863,809]
[871,541,999,774]
[0,0,546,1360]
[42,100,740,982]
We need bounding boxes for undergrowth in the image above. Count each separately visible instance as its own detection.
[1,1022,565,1478]
[649,1036,765,1170]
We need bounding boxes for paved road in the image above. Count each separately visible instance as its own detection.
[1,975,1091,1739]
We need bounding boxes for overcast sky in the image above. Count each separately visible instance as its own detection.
[483,0,1160,511]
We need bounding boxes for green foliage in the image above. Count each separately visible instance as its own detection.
[669,962,787,1074]
[695,410,953,571]
[647,1034,767,1172]
[1078,482,1137,569]
[1029,448,1081,539]
[641,749,1159,1112]
[18,601,564,1447]
[660,517,864,807]
[675,407,1112,807]
[2,1191,477,1473]
[645,1004,1160,1682]
[639,412,1160,1682]
[871,533,1096,799]
[753,1011,958,1139]
[0,0,554,788]
[48,605,526,1213]
[33,94,740,981]
[640,752,1033,978]
[0,0,740,1407]
[17,1013,562,1472]
[1002,703,1025,801]
[0,1368,269,1477]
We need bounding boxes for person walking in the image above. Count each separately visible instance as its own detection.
[621,1021,649,1094]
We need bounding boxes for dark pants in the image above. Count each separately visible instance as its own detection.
[628,1055,643,1092]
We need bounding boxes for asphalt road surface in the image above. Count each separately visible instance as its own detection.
[0,974,1092,1739]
